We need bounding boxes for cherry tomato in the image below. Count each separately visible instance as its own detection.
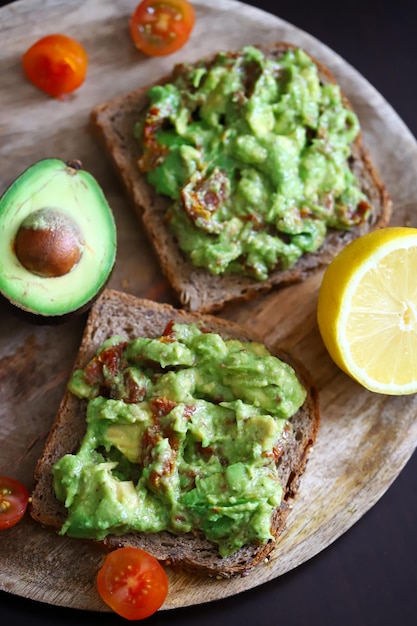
[97,547,169,620]
[129,0,196,56]
[22,34,88,99]
[0,476,29,530]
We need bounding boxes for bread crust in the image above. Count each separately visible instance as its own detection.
[90,41,391,313]
[30,288,320,578]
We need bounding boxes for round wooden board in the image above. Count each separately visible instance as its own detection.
[1,0,417,613]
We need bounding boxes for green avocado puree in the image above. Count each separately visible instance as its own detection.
[53,321,307,557]
[135,46,372,280]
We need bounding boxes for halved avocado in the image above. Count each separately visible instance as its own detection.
[0,158,117,321]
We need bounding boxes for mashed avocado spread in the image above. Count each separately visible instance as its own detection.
[135,46,372,280]
[53,321,307,557]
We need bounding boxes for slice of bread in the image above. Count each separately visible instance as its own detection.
[90,41,391,313]
[30,288,320,578]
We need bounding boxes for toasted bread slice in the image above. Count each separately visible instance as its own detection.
[90,41,391,313]
[30,288,319,578]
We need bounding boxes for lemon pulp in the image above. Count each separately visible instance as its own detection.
[317,227,417,395]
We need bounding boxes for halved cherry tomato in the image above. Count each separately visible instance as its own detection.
[129,0,196,56]
[97,547,169,620]
[0,476,29,530]
[22,34,88,100]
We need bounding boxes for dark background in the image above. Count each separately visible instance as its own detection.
[1,0,417,624]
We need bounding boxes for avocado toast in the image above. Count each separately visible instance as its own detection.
[90,41,391,313]
[30,288,319,578]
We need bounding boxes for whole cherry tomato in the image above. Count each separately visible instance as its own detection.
[97,547,169,620]
[0,476,29,530]
[22,34,88,99]
[129,0,196,56]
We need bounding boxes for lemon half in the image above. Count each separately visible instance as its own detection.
[317,227,417,395]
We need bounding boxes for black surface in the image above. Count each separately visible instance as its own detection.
[1,1,417,624]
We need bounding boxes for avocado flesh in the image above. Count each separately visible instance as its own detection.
[0,158,117,318]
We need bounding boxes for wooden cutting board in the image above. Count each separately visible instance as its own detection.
[1,0,417,613]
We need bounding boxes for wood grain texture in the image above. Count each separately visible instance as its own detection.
[1,0,417,613]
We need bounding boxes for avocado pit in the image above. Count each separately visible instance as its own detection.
[14,207,85,278]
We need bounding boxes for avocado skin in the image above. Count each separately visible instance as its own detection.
[0,158,117,323]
